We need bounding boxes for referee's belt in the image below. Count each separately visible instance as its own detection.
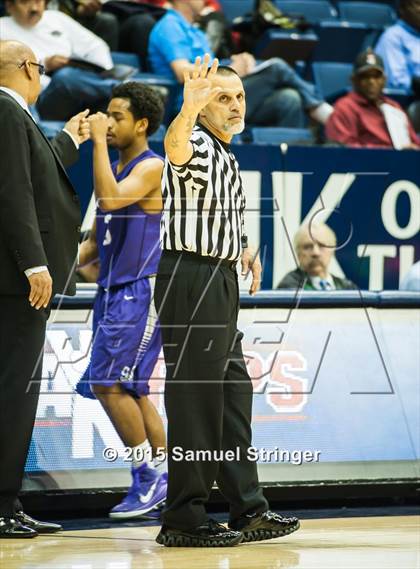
[162,249,238,271]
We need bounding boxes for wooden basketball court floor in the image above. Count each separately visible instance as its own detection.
[1,515,419,569]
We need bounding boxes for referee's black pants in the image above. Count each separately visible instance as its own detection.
[0,295,48,517]
[154,251,268,530]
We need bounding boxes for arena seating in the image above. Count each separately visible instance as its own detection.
[148,124,166,142]
[241,1,382,63]
[312,61,413,105]
[109,51,141,70]
[250,126,313,144]
[276,0,338,23]
[312,61,352,101]
[337,1,397,26]
[317,20,379,62]
[25,0,413,142]
[254,29,319,63]
[39,120,66,138]
[220,0,254,22]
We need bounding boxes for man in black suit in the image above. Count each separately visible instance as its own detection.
[277,223,358,291]
[0,40,89,538]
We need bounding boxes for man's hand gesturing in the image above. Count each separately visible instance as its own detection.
[27,270,53,309]
[64,109,90,145]
[182,54,221,116]
[241,248,262,296]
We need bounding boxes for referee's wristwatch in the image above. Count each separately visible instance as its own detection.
[241,235,248,250]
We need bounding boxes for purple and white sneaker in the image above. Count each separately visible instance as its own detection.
[137,508,163,521]
[109,465,167,519]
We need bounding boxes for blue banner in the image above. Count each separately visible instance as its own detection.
[68,144,420,291]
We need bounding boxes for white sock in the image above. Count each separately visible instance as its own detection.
[154,456,167,475]
[131,440,154,470]
[309,102,334,125]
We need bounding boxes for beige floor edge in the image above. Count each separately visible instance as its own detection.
[1,515,419,569]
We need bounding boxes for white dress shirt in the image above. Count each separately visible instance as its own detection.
[0,10,113,89]
[399,261,420,291]
[380,103,412,150]
[310,275,336,291]
[0,86,79,278]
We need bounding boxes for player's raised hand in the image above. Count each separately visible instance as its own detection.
[88,112,109,143]
[182,54,221,115]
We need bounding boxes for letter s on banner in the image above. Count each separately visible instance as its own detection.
[265,350,308,413]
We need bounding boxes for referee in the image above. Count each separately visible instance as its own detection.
[154,55,300,547]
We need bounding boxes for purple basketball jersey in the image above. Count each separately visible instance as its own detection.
[96,150,163,288]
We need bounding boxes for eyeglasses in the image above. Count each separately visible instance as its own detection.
[18,61,46,75]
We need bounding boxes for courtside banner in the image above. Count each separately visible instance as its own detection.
[273,146,420,291]
[25,304,419,482]
[70,144,420,292]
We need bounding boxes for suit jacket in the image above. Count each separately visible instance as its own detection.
[277,268,358,290]
[0,91,81,296]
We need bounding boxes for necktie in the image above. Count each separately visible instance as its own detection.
[319,279,331,291]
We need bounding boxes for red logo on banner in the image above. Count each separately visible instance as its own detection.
[148,350,308,416]
[245,350,308,413]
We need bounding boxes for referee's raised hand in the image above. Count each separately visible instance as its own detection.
[182,54,222,115]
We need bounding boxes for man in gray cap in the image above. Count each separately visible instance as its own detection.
[325,48,419,149]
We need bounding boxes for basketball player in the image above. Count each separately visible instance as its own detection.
[76,82,167,519]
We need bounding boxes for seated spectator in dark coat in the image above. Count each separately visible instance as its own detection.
[325,49,420,149]
[277,223,357,291]
[375,0,420,131]
[57,0,119,50]
[94,0,169,71]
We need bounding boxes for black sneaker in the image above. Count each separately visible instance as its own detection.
[156,519,243,547]
[0,517,37,538]
[229,510,300,542]
[14,511,62,534]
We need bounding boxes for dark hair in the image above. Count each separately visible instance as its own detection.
[399,0,418,10]
[111,81,164,136]
[215,65,240,78]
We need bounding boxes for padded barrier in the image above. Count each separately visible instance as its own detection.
[54,286,420,309]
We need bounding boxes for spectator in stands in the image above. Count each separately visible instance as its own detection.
[148,0,332,127]
[375,0,420,131]
[325,49,420,149]
[196,0,234,59]
[0,0,120,120]
[89,0,168,71]
[145,0,230,57]
[277,223,357,290]
[56,0,119,50]
[399,261,420,291]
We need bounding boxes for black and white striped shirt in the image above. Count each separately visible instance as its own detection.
[161,124,246,261]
